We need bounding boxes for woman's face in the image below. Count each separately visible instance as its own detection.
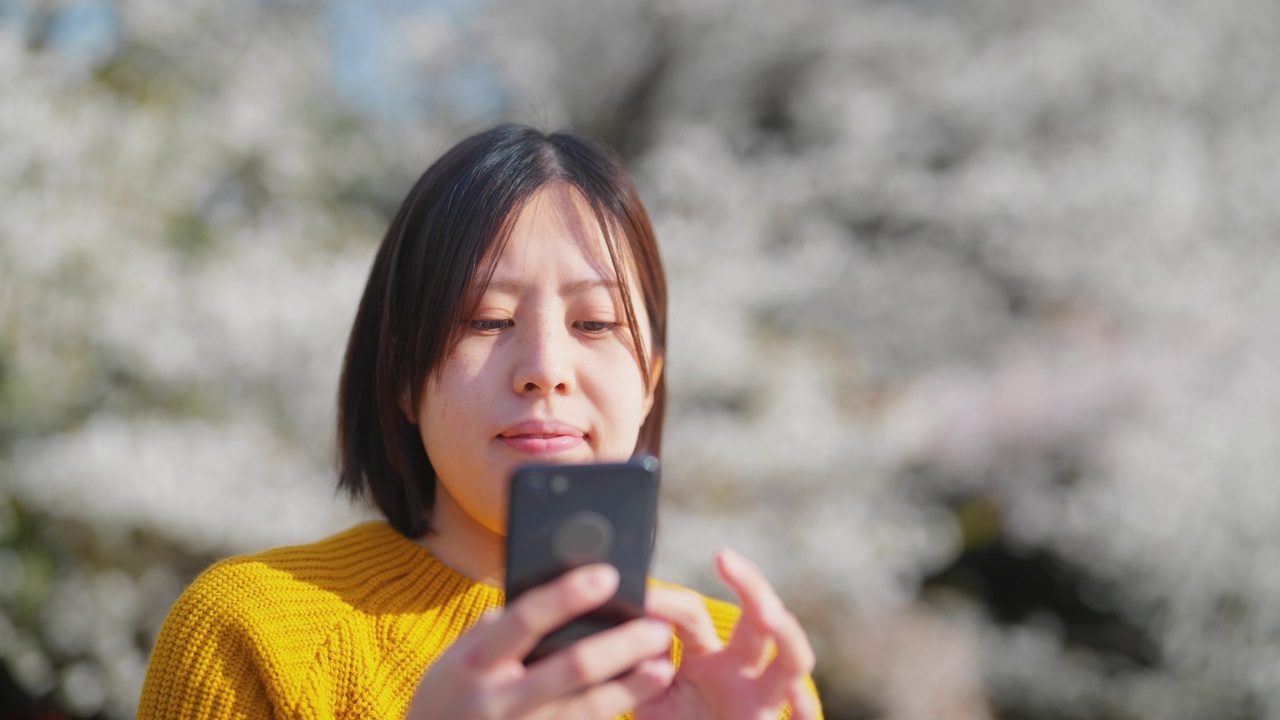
[416,183,659,537]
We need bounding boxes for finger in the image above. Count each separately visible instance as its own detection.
[754,607,817,706]
[725,605,775,673]
[716,549,784,669]
[471,564,619,668]
[785,677,819,720]
[538,657,675,720]
[645,586,723,656]
[515,617,672,713]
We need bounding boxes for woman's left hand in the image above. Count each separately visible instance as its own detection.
[634,549,819,720]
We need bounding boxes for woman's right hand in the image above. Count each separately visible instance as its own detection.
[404,564,676,720]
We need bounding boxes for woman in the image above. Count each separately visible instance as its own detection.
[138,124,821,719]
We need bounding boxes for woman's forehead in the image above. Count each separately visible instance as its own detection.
[483,183,632,284]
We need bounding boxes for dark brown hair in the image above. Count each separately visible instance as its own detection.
[337,124,667,538]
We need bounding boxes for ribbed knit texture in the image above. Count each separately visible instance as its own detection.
[138,521,819,719]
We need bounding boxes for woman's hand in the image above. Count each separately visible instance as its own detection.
[405,564,675,720]
[635,549,819,720]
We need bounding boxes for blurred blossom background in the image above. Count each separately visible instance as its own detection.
[2,0,1280,718]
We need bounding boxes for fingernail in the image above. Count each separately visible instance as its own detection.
[584,564,619,590]
[648,658,675,681]
[646,619,672,644]
[718,547,742,569]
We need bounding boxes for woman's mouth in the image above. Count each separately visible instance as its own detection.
[498,421,587,454]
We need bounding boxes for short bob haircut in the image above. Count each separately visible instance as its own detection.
[337,124,668,539]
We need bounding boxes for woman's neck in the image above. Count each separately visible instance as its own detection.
[416,485,506,588]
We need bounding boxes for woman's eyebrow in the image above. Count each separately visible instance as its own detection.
[483,278,619,296]
[562,278,619,296]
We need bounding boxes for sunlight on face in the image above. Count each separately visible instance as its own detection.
[416,183,659,537]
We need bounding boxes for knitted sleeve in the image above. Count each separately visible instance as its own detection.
[137,560,280,719]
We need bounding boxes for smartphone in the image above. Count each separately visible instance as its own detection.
[504,455,659,664]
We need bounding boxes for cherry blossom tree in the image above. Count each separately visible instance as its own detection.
[4,0,1280,718]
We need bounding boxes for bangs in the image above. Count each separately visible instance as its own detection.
[444,183,658,389]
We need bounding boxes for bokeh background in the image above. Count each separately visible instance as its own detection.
[4,0,1280,718]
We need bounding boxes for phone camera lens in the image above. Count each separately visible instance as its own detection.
[551,475,569,494]
[554,511,614,563]
[524,473,547,497]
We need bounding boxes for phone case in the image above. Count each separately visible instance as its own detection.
[504,455,659,664]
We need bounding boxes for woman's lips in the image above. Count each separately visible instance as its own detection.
[498,421,587,454]
[499,434,586,454]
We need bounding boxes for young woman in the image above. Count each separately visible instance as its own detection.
[138,124,821,720]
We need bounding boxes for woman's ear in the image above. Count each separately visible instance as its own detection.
[641,354,664,419]
[400,385,418,424]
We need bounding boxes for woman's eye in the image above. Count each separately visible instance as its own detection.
[471,319,512,332]
[576,320,617,334]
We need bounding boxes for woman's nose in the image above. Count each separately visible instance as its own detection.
[513,321,573,396]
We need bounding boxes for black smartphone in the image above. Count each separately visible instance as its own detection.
[504,455,659,664]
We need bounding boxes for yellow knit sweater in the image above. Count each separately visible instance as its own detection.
[138,522,819,719]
